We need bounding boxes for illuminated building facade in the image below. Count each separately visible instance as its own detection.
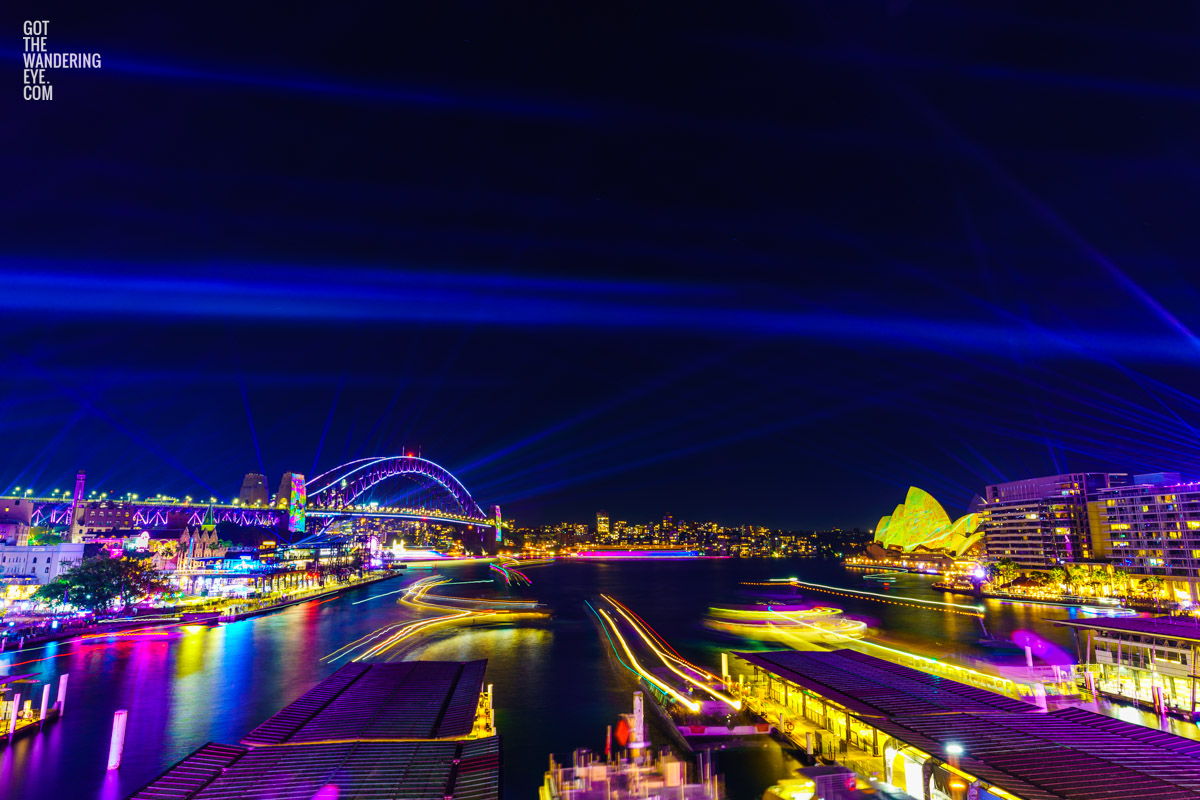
[596,510,610,541]
[1089,473,1200,597]
[0,542,86,583]
[77,500,135,538]
[982,473,1129,567]
[873,486,982,557]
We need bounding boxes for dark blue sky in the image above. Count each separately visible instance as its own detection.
[6,2,1200,528]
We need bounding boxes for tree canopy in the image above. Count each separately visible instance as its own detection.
[34,556,169,612]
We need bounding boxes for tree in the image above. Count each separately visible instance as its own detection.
[33,556,169,613]
[1027,572,1051,588]
[32,580,69,607]
[1065,564,1090,596]
[987,558,1019,588]
[27,527,64,546]
[1140,575,1165,610]
[1111,568,1130,597]
[1048,567,1067,589]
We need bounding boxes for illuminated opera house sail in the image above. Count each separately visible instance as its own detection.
[873,486,982,557]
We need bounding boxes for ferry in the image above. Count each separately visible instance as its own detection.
[638,665,774,752]
[704,603,867,643]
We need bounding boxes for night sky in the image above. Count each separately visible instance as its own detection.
[5,2,1200,529]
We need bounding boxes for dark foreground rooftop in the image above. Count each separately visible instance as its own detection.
[737,649,1200,799]
[127,660,498,800]
[874,707,1200,800]
[1056,615,1200,643]
[735,648,1033,717]
[129,738,500,800]
[242,660,487,745]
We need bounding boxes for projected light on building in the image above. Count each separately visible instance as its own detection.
[289,473,306,533]
[874,486,982,556]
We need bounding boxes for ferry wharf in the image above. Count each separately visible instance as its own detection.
[733,648,1200,799]
[126,659,500,800]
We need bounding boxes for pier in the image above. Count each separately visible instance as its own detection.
[734,649,1200,799]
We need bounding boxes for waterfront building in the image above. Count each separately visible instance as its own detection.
[0,497,33,545]
[237,472,269,505]
[76,500,135,538]
[982,473,1129,567]
[1057,615,1200,714]
[131,660,499,800]
[735,648,1200,799]
[596,510,610,541]
[1089,473,1200,600]
[0,542,86,583]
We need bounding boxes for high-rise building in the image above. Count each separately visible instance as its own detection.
[596,510,610,541]
[1089,473,1200,599]
[982,473,1130,567]
[238,472,269,506]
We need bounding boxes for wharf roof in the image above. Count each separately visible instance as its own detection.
[1056,615,1200,643]
[128,738,500,800]
[733,649,1033,717]
[737,649,1200,799]
[241,660,486,745]
[872,707,1200,800]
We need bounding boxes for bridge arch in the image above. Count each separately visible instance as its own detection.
[306,456,486,521]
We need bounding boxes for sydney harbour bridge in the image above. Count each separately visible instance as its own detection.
[8,455,502,544]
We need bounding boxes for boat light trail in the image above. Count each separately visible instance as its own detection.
[604,595,689,662]
[602,596,740,710]
[586,600,641,680]
[597,608,700,712]
[767,607,1016,693]
[351,586,410,604]
[604,595,725,684]
[358,611,474,659]
[326,574,544,662]
[755,579,985,617]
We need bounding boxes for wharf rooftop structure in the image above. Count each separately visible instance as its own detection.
[127,660,499,800]
[734,649,1200,800]
[1056,614,1200,716]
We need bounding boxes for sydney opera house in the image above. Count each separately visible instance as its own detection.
[862,486,984,565]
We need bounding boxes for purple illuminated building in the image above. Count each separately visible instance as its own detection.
[982,473,1130,567]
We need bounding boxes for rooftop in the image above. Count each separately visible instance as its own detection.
[734,649,1033,717]
[127,660,498,800]
[1055,615,1200,643]
[872,707,1200,800]
[241,660,487,745]
[128,738,500,800]
[737,649,1200,799]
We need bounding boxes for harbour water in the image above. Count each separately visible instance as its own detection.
[0,558,1186,799]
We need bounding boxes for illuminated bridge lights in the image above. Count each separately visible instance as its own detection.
[8,455,503,533]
